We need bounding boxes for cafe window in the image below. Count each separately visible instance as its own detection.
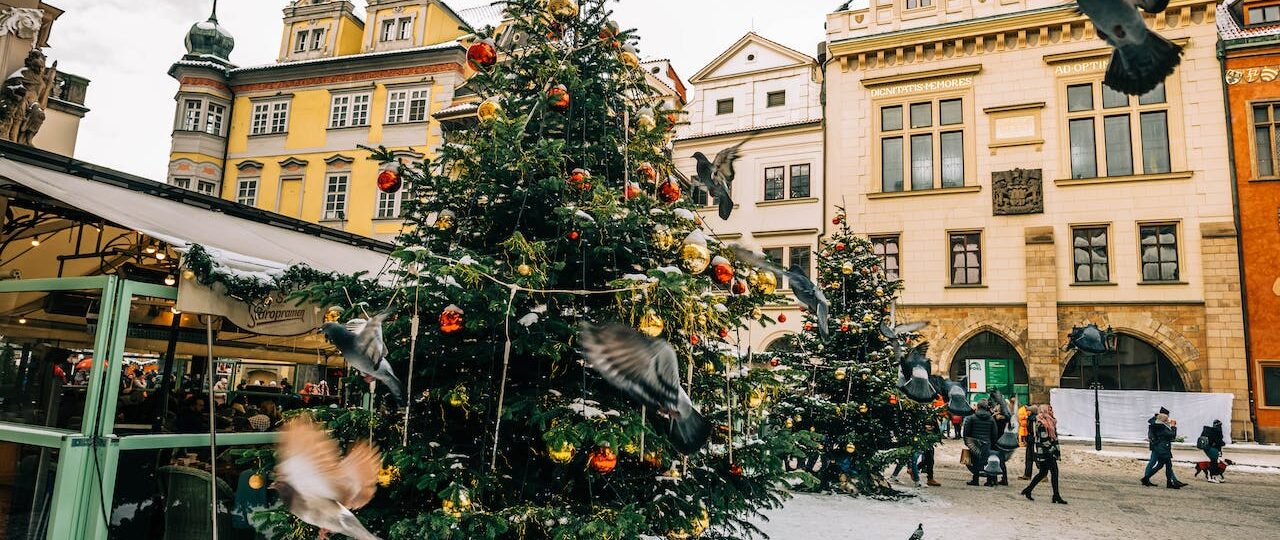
[948,231,981,285]
[1065,81,1170,179]
[1139,223,1180,282]
[767,91,786,108]
[1071,225,1110,283]
[878,98,967,192]
[1248,5,1280,26]
[871,235,901,281]
[717,98,734,115]
[1252,102,1280,178]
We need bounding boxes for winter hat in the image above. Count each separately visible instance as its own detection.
[248,414,271,432]
[1159,407,1169,415]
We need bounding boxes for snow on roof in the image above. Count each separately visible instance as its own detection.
[230,42,463,74]
[675,118,822,142]
[454,1,508,30]
[1219,0,1280,41]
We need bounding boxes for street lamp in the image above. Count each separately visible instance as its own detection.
[1066,324,1117,451]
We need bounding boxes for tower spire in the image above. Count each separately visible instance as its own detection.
[209,0,219,23]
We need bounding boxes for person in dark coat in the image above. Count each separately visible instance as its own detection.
[1141,413,1188,489]
[1200,420,1227,483]
[1143,406,1171,484]
[1020,405,1039,480]
[963,400,1000,486]
[1021,405,1066,504]
[988,399,1011,485]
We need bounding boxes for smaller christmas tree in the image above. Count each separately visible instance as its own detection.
[764,207,940,496]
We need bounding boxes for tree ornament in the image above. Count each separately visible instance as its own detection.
[750,306,762,320]
[548,442,576,464]
[637,162,658,182]
[638,310,665,337]
[729,463,744,476]
[874,287,885,297]
[440,304,465,334]
[889,394,900,405]
[658,177,682,203]
[804,322,814,332]
[378,465,399,487]
[753,271,778,294]
[620,45,641,69]
[652,227,675,250]
[840,323,850,332]
[680,232,711,273]
[835,243,846,252]
[546,0,579,19]
[784,418,793,428]
[689,334,700,345]
[832,214,845,225]
[777,313,787,323]
[589,446,618,474]
[664,466,683,479]
[702,362,716,374]
[324,306,344,323]
[600,20,620,41]
[769,358,780,367]
[835,367,847,380]
[732,278,750,296]
[862,313,874,323]
[636,110,656,130]
[858,403,869,414]
[376,166,402,194]
[447,386,469,408]
[622,441,639,455]
[442,487,472,518]
[248,473,266,490]
[748,389,766,408]
[841,261,855,275]
[517,263,533,276]
[466,39,497,70]
[548,84,571,112]
[434,209,456,230]
[477,97,502,122]
[643,450,664,468]
[569,168,591,189]
[624,181,643,200]
[567,230,580,241]
[710,256,733,284]
[845,443,856,453]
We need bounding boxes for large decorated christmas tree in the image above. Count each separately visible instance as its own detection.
[764,209,940,496]
[223,1,811,538]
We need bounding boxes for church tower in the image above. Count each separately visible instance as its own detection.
[165,0,235,195]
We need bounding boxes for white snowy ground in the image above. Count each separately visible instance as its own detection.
[753,439,1280,540]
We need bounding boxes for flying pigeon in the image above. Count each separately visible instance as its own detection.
[1066,323,1111,355]
[321,311,404,403]
[880,321,934,402]
[1076,0,1182,95]
[908,524,924,540]
[578,323,711,454]
[733,246,830,340]
[273,416,383,540]
[692,139,748,220]
[933,376,973,417]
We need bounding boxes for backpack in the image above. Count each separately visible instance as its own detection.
[1196,436,1209,450]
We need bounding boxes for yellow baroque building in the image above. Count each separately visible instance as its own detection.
[166,0,478,241]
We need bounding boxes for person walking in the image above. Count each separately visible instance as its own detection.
[1019,405,1039,480]
[1141,413,1188,489]
[1021,404,1066,504]
[890,451,923,488]
[1142,406,1168,483]
[1198,420,1227,483]
[964,400,1000,487]
[921,422,941,487]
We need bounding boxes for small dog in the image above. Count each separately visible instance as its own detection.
[1193,458,1235,482]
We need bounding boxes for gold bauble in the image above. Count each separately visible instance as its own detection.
[517,263,533,276]
[671,507,709,538]
[653,228,676,250]
[680,242,711,274]
[750,307,763,320]
[702,362,716,374]
[830,281,841,290]
[748,389,766,408]
[248,473,265,490]
[874,287,885,297]
[637,112,655,129]
[754,271,778,294]
[845,443,856,453]
[442,489,472,518]
[182,269,196,280]
[435,210,456,230]
[477,98,502,122]
[622,442,639,455]
[858,403,869,414]
[546,0,579,19]
[548,442,576,464]
[665,466,682,479]
[784,418,793,429]
[834,367,847,380]
[447,387,469,407]
[324,306,344,323]
[638,310,665,337]
[841,262,854,275]
[377,465,398,487]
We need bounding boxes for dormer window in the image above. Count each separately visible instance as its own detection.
[294,30,307,52]
[381,16,414,42]
[905,0,933,8]
[1248,4,1280,26]
[310,28,326,50]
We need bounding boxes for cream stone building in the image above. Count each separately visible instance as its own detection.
[825,0,1250,436]
[674,32,823,354]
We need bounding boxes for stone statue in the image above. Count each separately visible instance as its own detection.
[0,48,55,145]
[0,7,44,40]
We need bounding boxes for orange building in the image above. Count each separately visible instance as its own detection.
[1221,0,1280,442]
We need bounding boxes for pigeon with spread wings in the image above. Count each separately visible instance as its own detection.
[321,311,404,403]
[1076,0,1182,95]
[733,246,830,340]
[273,416,383,540]
[578,323,711,454]
[692,138,749,220]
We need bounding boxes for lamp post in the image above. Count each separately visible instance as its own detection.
[1067,324,1117,451]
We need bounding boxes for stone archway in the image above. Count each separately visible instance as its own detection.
[1056,310,1203,392]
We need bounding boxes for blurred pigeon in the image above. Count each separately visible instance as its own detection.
[321,311,404,403]
[1076,0,1182,95]
[1066,323,1111,354]
[733,246,830,340]
[908,524,924,540]
[933,376,973,417]
[274,416,382,540]
[881,320,933,402]
[578,323,711,454]
[692,139,748,220]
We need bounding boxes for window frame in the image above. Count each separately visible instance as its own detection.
[946,230,983,286]
[873,91,972,193]
[870,234,902,282]
[1247,3,1280,26]
[766,90,786,108]
[789,163,811,198]
[310,27,326,50]
[1260,361,1280,409]
[1057,72,1180,180]
[1137,221,1182,283]
[329,92,372,129]
[171,177,191,190]
[250,99,290,136]
[195,180,217,196]
[380,16,414,42]
[294,30,309,52]
[236,177,258,207]
[386,87,430,124]
[322,173,349,221]
[759,245,814,290]
[205,102,225,136]
[716,98,734,116]
[1250,100,1280,180]
[181,99,203,132]
[763,166,785,201]
[1070,224,1112,284]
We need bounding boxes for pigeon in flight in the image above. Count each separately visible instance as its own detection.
[881,321,935,402]
[274,416,383,540]
[321,311,404,403]
[932,376,973,417]
[908,523,925,540]
[692,139,749,220]
[578,323,711,454]
[734,246,830,340]
[1076,0,1182,95]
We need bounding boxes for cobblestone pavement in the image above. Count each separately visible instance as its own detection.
[755,439,1280,540]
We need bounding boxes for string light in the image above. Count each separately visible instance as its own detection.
[144,244,157,254]
[155,252,167,261]
[29,238,39,247]
[164,275,176,286]
[17,317,27,324]
[171,307,181,315]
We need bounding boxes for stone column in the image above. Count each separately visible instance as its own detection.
[1200,222,1253,439]
[1024,226,1059,404]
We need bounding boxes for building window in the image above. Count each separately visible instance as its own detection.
[1253,102,1280,178]
[311,28,326,50]
[270,102,290,133]
[1071,226,1110,283]
[381,19,396,42]
[878,98,966,192]
[764,166,785,201]
[948,231,981,285]
[905,0,933,8]
[294,30,308,52]
[330,93,371,128]
[171,177,191,190]
[789,246,811,280]
[323,174,348,220]
[1139,223,1180,282]
[716,98,734,115]
[1065,81,1170,179]
[236,178,258,206]
[387,89,429,124]
[250,103,269,135]
[205,103,225,135]
[399,18,413,40]
[871,235,901,281]
[1264,364,1280,407]
[1248,5,1280,26]
[251,101,289,135]
[381,17,413,42]
[691,186,708,206]
[196,180,217,195]
[182,99,202,131]
[790,164,811,198]
[376,175,411,219]
[767,91,786,108]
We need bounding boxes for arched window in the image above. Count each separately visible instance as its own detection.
[948,331,1029,385]
[764,335,797,354]
[1060,333,1185,391]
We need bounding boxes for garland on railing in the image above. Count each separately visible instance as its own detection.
[182,243,364,303]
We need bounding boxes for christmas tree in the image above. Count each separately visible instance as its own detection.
[764,208,940,496]
[222,1,810,538]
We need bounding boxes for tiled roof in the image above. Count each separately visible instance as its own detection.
[675,118,822,142]
[454,1,508,30]
[230,42,462,74]
[1218,0,1280,41]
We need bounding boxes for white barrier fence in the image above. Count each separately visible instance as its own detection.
[1049,389,1233,444]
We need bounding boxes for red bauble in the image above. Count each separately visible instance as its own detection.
[889,394,900,405]
[690,334,700,345]
[729,463,743,476]
[658,178,681,203]
[440,305,464,334]
[804,322,814,332]
[548,85,571,112]
[466,39,497,70]
[567,230,580,241]
[832,215,843,225]
[769,358,780,367]
[731,279,749,295]
[624,181,642,200]
[711,257,733,285]
[637,162,657,182]
[569,168,591,189]
[841,324,850,332]
[376,168,402,193]
[718,328,729,338]
[836,243,846,251]
[777,314,787,323]
[588,447,617,474]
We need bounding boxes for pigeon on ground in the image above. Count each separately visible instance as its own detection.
[578,323,711,454]
[1076,0,1182,95]
[881,321,934,403]
[908,523,924,540]
[273,416,382,540]
[692,139,749,220]
[733,246,830,340]
[321,311,404,403]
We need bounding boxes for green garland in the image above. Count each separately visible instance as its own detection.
[182,243,355,303]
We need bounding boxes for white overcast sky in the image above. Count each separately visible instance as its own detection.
[48,0,845,181]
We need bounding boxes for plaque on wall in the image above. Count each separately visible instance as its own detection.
[992,168,1043,216]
